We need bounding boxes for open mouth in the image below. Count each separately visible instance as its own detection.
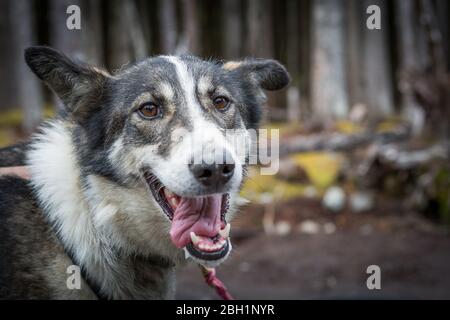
[144,172,231,263]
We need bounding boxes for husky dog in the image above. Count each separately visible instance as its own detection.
[0,47,289,299]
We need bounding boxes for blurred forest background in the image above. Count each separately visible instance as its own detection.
[0,0,450,299]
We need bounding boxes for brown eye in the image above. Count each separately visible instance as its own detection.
[213,96,230,111]
[137,102,160,119]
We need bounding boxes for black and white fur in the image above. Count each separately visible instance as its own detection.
[0,47,289,299]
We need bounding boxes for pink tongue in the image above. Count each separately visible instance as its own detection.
[170,194,223,248]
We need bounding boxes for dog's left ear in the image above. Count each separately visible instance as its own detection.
[24,46,110,120]
[223,59,290,91]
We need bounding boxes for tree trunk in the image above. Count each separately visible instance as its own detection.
[310,0,349,125]
[347,0,364,109]
[299,0,311,119]
[49,0,85,61]
[246,0,273,58]
[158,0,177,54]
[136,0,153,55]
[107,0,147,70]
[360,0,394,120]
[436,0,449,70]
[0,0,16,111]
[395,0,425,135]
[286,0,301,123]
[49,0,85,110]
[222,0,242,59]
[83,0,104,66]
[10,0,43,134]
[126,0,147,60]
[180,0,199,55]
[416,3,431,70]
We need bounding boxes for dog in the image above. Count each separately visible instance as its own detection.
[0,46,289,299]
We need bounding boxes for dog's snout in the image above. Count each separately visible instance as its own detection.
[189,162,235,187]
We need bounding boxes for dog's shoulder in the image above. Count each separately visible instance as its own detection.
[0,175,33,205]
[0,142,29,167]
[0,176,79,299]
[0,175,40,231]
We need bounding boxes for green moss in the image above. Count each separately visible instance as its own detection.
[240,168,313,203]
[335,120,362,134]
[376,118,403,133]
[0,106,55,147]
[290,152,343,189]
[0,105,55,127]
[0,130,11,147]
[435,168,450,225]
[262,122,303,137]
[0,109,24,127]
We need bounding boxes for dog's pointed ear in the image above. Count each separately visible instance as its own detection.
[223,58,290,91]
[24,46,110,119]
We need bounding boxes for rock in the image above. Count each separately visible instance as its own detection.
[259,192,273,205]
[360,224,374,236]
[303,186,318,198]
[239,262,251,273]
[349,191,374,213]
[298,220,320,234]
[275,221,292,236]
[277,158,309,182]
[349,103,368,124]
[323,222,336,234]
[235,196,250,206]
[322,186,346,212]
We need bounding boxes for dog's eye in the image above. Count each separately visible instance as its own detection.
[213,96,230,111]
[137,102,160,119]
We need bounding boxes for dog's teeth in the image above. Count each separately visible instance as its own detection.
[164,188,174,197]
[183,248,190,259]
[219,223,231,239]
[171,198,179,207]
[190,232,200,245]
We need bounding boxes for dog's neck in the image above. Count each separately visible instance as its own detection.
[27,120,178,299]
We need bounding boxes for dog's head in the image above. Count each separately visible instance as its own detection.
[25,47,289,267]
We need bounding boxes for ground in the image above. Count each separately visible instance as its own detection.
[176,199,450,299]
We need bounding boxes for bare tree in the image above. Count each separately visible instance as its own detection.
[158,0,178,54]
[83,0,104,66]
[436,0,449,70]
[395,0,424,134]
[0,0,16,111]
[180,0,200,55]
[310,0,349,125]
[136,0,153,55]
[10,0,43,133]
[49,0,85,61]
[347,0,364,110]
[360,0,394,120]
[222,0,242,59]
[107,0,147,70]
[49,0,107,110]
[286,0,301,123]
[299,0,312,119]
[246,0,273,58]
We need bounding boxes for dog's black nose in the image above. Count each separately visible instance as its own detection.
[189,162,235,187]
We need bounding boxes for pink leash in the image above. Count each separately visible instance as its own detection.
[200,266,234,300]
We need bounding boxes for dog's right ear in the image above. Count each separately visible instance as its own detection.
[24,46,110,119]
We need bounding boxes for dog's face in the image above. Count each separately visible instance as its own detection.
[25,47,289,267]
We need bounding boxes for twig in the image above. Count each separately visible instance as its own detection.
[277,126,411,156]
